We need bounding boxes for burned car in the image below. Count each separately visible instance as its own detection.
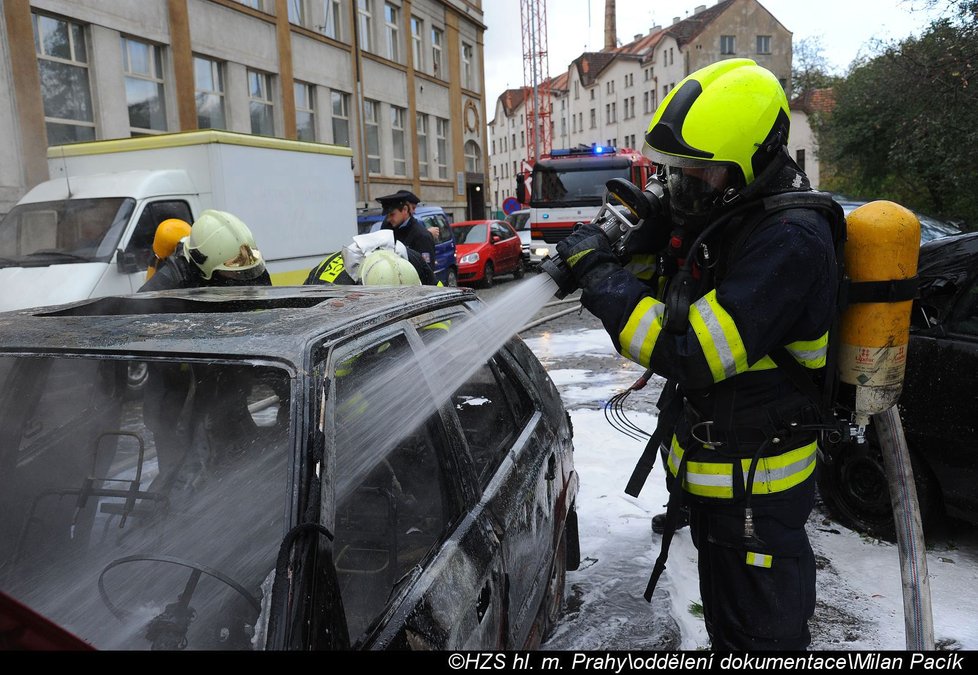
[0,285,579,650]
[818,232,978,539]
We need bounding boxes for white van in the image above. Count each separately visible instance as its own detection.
[0,130,357,311]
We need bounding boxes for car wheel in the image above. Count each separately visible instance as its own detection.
[513,258,525,280]
[817,428,941,541]
[482,261,495,288]
[446,267,458,287]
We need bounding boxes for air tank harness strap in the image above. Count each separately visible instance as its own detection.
[625,379,682,498]
[842,277,920,306]
[643,451,690,602]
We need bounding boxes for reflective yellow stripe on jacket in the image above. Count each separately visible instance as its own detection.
[619,289,828,378]
[665,435,818,499]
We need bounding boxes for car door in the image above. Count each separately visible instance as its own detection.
[490,222,516,273]
[324,323,505,649]
[902,273,978,517]
[412,317,562,647]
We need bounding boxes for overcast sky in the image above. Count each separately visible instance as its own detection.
[483,0,953,109]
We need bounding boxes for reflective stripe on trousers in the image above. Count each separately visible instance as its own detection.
[666,435,817,499]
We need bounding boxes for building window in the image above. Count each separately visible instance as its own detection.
[464,140,481,173]
[33,13,95,144]
[720,35,735,54]
[589,108,596,128]
[237,0,262,8]
[431,26,443,76]
[331,90,350,146]
[194,55,226,130]
[391,105,406,175]
[461,42,474,90]
[294,81,315,141]
[590,88,595,101]
[574,81,579,99]
[322,0,341,40]
[520,130,525,147]
[357,0,372,52]
[248,69,274,135]
[643,91,649,114]
[411,16,424,69]
[384,3,399,62]
[121,37,167,134]
[757,35,771,55]
[435,117,449,179]
[417,113,429,178]
[364,99,380,173]
[606,80,614,94]
[287,0,305,25]
[796,148,806,172]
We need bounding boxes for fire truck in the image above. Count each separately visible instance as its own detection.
[516,145,655,258]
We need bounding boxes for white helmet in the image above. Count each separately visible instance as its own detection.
[359,250,421,286]
[184,210,265,280]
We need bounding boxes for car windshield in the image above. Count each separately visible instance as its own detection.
[507,213,530,231]
[453,223,487,244]
[0,198,135,265]
[0,355,292,650]
[531,163,631,206]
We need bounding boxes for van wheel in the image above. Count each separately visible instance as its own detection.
[446,267,458,287]
[482,261,495,288]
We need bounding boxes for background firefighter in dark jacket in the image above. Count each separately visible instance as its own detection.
[555,59,841,651]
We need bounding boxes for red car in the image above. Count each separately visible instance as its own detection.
[452,220,525,287]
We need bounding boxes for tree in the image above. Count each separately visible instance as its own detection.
[816,2,978,226]
[791,36,839,99]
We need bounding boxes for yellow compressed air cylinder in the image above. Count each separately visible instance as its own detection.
[839,201,921,426]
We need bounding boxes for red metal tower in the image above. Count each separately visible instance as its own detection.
[520,0,552,161]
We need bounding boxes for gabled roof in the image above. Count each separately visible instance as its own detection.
[666,0,736,49]
[615,28,667,57]
[499,88,527,117]
[571,51,618,87]
[550,71,569,94]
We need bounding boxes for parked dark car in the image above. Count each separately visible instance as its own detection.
[358,206,458,286]
[0,285,579,650]
[818,232,978,539]
[831,194,963,243]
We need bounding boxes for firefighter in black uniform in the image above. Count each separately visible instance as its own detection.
[556,59,843,650]
[139,209,271,292]
[376,192,436,269]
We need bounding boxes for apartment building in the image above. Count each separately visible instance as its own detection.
[0,0,490,219]
[489,0,811,208]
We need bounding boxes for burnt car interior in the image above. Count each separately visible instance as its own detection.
[331,331,464,644]
[0,354,292,650]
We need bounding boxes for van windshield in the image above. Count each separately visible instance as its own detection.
[0,355,293,650]
[0,198,135,266]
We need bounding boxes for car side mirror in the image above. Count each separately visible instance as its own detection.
[116,249,139,274]
[516,179,526,204]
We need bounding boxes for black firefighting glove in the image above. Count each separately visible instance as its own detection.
[555,223,621,290]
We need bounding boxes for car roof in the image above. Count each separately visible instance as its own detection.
[452,219,501,226]
[0,286,473,366]
[918,231,978,292]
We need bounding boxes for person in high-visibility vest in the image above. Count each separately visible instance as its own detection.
[556,59,845,650]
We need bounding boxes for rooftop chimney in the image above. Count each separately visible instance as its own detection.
[634,33,642,41]
[694,4,706,13]
[605,0,617,51]
[673,16,681,25]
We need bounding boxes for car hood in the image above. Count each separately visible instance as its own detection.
[0,263,108,312]
[455,242,487,257]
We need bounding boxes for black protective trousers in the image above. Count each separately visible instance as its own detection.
[687,476,817,651]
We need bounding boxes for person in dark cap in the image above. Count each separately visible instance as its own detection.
[376,192,436,269]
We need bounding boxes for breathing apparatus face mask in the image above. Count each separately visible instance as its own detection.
[659,163,744,230]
